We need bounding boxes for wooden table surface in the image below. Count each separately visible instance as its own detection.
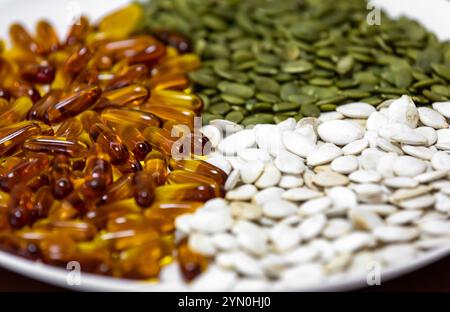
[0,255,449,292]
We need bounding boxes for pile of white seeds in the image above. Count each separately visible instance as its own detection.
[174,95,450,291]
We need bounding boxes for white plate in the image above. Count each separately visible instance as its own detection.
[1,0,450,292]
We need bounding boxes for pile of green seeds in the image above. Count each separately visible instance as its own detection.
[140,0,450,125]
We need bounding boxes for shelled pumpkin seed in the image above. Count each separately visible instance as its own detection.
[140,0,450,125]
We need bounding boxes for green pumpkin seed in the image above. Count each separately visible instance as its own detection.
[221,93,246,105]
[281,60,313,73]
[336,55,354,75]
[300,103,321,117]
[432,64,450,81]
[423,90,448,102]
[256,92,280,103]
[431,85,450,97]
[288,94,317,105]
[241,114,274,126]
[319,104,337,111]
[273,102,301,112]
[208,102,231,115]
[218,82,255,99]
[189,71,219,88]
[254,77,281,94]
[225,110,245,123]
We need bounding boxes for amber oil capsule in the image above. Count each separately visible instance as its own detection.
[101,108,160,131]
[143,152,168,186]
[153,54,201,75]
[45,85,102,123]
[141,104,195,128]
[35,20,60,53]
[177,239,208,281]
[28,89,63,120]
[98,173,134,204]
[8,184,33,229]
[168,159,227,186]
[167,170,224,197]
[89,123,129,165]
[66,16,90,46]
[150,73,190,91]
[118,125,151,161]
[97,84,149,108]
[105,64,148,90]
[30,185,53,220]
[145,201,202,220]
[0,96,33,126]
[49,155,73,199]
[23,136,88,159]
[21,63,56,84]
[55,118,84,140]
[153,29,192,53]
[149,90,202,112]
[0,121,51,157]
[132,171,155,208]
[9,23,42,54]
[154,183,216,202]
[63,46,92,75]
[142,126,180,156]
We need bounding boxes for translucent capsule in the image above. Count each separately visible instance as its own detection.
[117,240,168,279]
[88,198,140,227]
[27,173,50,192]
[168,159,227,186]
[70,68,99,90]
[79,110,103,132]
[143,154,168,186]
[21,63,56,84]
[89,123,130,165]
[105,64,148,90]
[150,73,190,91]
[45,85,102,123]
[168,170,224,197]
[153,29,192,53]
[96,84,149,109]
[145,201,202,220]
[35,20,60,53]
[141,104,196,128]
[49,155,73,199]
[149,90,202,112]
[153,54,201,75]
[66,16,90,46]
[0,153,49,192]
[28,89,63,120]
[132,171,155,208]
[9,23,42,54]
[118,125,151,160]
[115,151,142,174]
[101,108,160,131]
[39,233,77,262]
[177,239,208,281]
[0,121,51,157]
[8,184,33,228]
[8,80,41,103]
[154,183,216,202]
[23,136,88,159]
[34,219,97,241]
[98,173,134,204]
[142,126,179,156]
[55,118,84,140]
[48,200,78,221]
[98,4,143,40]
[0,96,33,126]
[84,153,113,188]
[30,185,53,220]
[63,46,92,75]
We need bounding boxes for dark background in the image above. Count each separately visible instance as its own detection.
[0,255,449,291]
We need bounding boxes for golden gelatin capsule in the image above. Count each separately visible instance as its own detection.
[149,90,202,112]
[145,201,202,220]
[66,16,90,46]
[141,104,195,128]
[84,153,113,187]
[167,170,224,197]
[143,156,167,186]
[34,219,97,241]
[49,155,73,199]
[0,96,33,126]
[98,4,143,40]
[28,89,63,120]
[177,239,208,281]
[55,117,84,140]
[168,159,227,186]
[97,84,149,108]
[21,63,56,84]
[0,121,48,157]
[118,125,151,161]
[8,80,41,103]
[30,185,53,220]
[0,153,49,192]
[45,85,102,123]
[9,23,42,54]
[153,54,201,75]
[105,64,148,91]
[64,46,93,75]
[142,126,179,156]
[154,183,216,202]
[98,173,134,204]
[101,108,160,131]
[70,68,99,90]
[35,20,60,53]
[23,136,88,159]
[132,171,155,208]
[79,110,103,132]
[39,233,77,262]
[150,73,190,91]
[7,184,33,229]
[153,29,192,53]
[115,150,142,174]
[89,123,129,165]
